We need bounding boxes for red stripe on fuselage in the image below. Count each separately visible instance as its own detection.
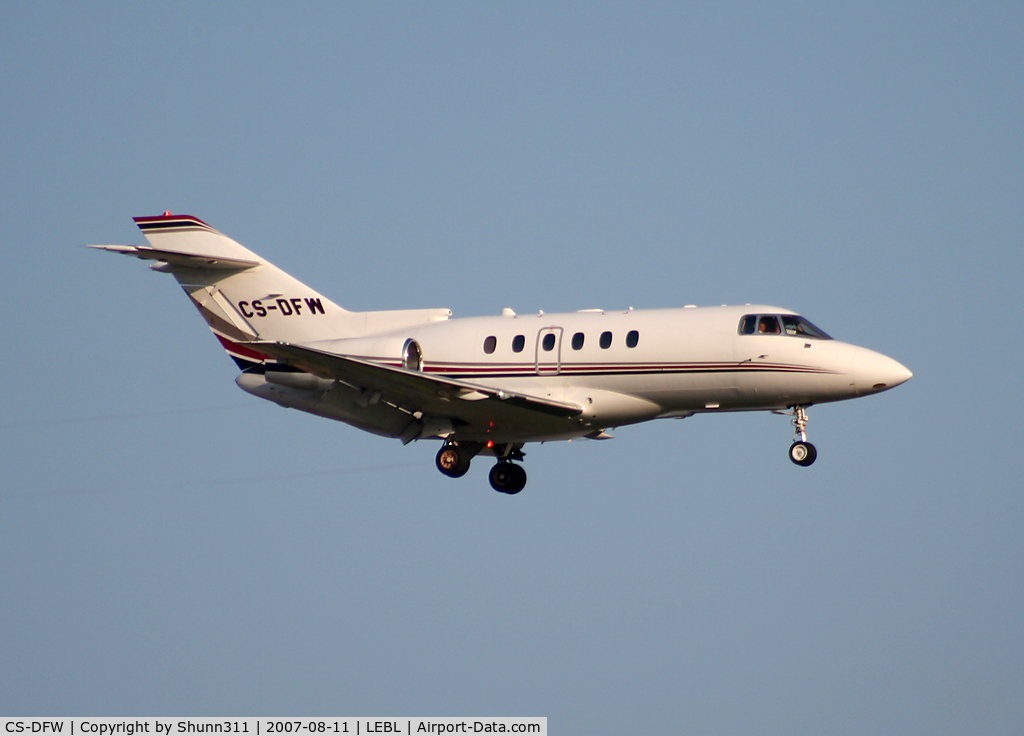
[420,362,834,376]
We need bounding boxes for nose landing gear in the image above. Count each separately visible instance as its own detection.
[789,440,817,466]
[776,405,817,466]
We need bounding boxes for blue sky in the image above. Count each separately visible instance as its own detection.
[1,2,1022,732]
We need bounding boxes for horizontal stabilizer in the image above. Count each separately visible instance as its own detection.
[88,244,260,270]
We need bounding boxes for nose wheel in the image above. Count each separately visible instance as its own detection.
[789,440,817,466]
[776,405,817,466]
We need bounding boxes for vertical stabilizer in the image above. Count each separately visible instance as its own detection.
[93,213,452,371]
[96,214,349,370]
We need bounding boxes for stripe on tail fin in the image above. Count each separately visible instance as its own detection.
[133,215,264,264]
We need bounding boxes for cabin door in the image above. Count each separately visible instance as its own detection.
[535,327,564,375]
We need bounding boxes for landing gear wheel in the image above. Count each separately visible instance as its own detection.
[436,445,471,478]
[489,462,527,494]
[789,441,817,467]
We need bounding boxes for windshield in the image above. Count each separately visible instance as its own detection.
[738,314,832,339]
[780,315,831,339]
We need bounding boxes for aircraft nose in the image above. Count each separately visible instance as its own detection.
[853,348,913,393]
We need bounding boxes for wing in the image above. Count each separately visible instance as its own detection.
[250,341,584,442]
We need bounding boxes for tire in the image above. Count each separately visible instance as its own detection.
[789,441,817,467]
[489,462,527,494]
[507,463,527,494]
[436,445,470,478]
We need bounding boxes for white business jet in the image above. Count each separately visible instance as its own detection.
[93,214,912,494]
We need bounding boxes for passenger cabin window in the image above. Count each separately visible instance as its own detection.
[512,334,525,353]
[738,314,832,339]
[571,332,585,350]
[626,330,639,348]
[599,331,613,349]
[483,335,497,354]
[542,333,556,351]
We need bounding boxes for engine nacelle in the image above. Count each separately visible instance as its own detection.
[264,370,334,392]
[304,335,425,371]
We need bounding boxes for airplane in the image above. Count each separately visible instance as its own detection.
[92,213,913,494]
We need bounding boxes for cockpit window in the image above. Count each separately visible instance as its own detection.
[758,315,781,334]
[738,314,832,339]
[781,315,831,339]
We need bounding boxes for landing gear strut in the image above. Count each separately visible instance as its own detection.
[777,405,817,467]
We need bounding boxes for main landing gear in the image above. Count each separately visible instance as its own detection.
[776,405,817,467]
[435,443,473,478]
[489,461,527,495]
[435,441,528,494]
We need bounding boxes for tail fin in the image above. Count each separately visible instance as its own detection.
[132,214,268,266]
[93,213,350,371]
[94,213,452,371]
